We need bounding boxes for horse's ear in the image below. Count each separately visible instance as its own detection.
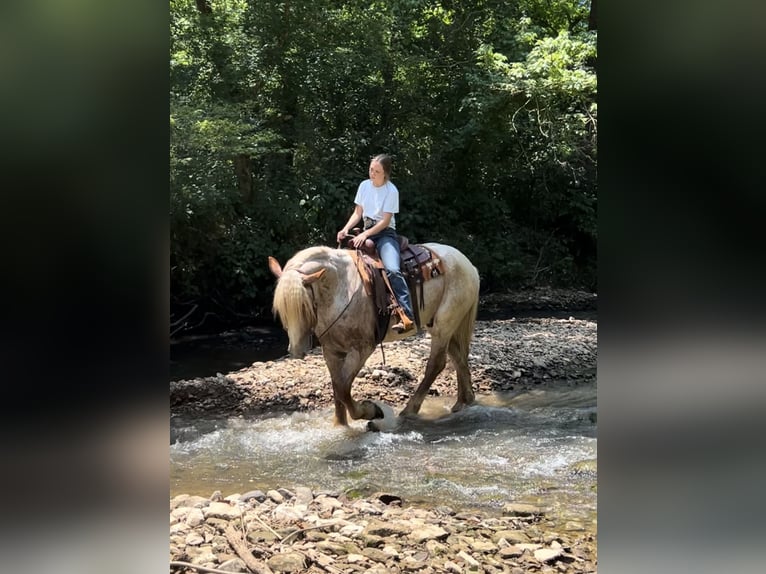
[301,268,326,285]
[268,256,282,278]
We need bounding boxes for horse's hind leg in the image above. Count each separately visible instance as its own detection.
[400,342,448,416]
[448,336,474,412]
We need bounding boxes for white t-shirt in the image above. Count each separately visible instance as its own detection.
[354,180,399,230]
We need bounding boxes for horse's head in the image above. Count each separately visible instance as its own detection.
[269,255,326,359]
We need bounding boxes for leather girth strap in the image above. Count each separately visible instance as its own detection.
[347,250,394,344]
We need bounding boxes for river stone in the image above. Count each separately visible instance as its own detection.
[277,487,295,499]
[171,507,189,522]
[503,503,543,517]
[239,490,266,503]
[425,539,448,555]
[317,540,349,555]
[170,522,189,535]
[191,549,217,565]
[246,529,279,543]
[273,505,303,522]
[408,524,449,543]
[315,494,343,511]
[267,489,285,503]
[217,558,248,572]
[267,552,307,572]
[171,494,192,509]
[534,547,563,562]
[381,545,401,559]
[363,519,411,538]
[173,495,210,509]
[203,501,242,520]
[361,547,390,563]
[351,500,384,514]
[457,550,480,568]
[361,534,384,548]
[185,531,205,546]
[401,554,428,571]
[492,529,529,544]
[339,523,364,538]
[294,486,314,505]
[563,520,586,531]
[469,537,497,553]
[185,507,205,527]
[498,545,523,558]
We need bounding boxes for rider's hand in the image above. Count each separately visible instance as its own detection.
[336,229,347,244]
[352,232,367,248]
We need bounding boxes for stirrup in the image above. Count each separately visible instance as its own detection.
[391,319,415,334]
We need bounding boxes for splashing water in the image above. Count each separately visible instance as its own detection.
[171,382,596,526]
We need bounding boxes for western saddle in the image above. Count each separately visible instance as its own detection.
[341,229,445,343]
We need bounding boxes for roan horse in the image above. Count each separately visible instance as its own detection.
[268,243,480,427]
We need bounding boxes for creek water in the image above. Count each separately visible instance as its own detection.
[170,381,597,528]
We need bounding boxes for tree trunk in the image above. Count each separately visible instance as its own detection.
[234,154,253,203]
[195,0,212,15]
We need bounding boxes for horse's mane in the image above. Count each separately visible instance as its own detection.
[272,246,336,334]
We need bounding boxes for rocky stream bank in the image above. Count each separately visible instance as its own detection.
[170,288,598,573]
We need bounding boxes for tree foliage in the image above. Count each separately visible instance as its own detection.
[170,0,597,332]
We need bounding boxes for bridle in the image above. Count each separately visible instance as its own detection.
[308,273,389,365]
[310,284,355,341]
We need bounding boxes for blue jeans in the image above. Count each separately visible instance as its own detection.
[370,229,414,322]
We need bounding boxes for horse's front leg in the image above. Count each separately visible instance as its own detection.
[323,347,379,425]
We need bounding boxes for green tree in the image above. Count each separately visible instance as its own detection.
[170,0,597,334]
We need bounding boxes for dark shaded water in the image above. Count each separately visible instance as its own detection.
[170,323,288,381]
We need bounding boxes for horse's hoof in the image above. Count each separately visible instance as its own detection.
[366,420,382,432]
[361,399,385,419]
[368,400,398,431]
[451,400,474,413]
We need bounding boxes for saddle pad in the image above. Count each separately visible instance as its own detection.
[402,245,444,282]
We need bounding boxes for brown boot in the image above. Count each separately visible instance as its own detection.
[391,309,415,334]
[392,321,415,334]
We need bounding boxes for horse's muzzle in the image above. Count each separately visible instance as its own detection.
[287,345,306,360]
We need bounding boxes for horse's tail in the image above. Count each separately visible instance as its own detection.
[272,269,316,335]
